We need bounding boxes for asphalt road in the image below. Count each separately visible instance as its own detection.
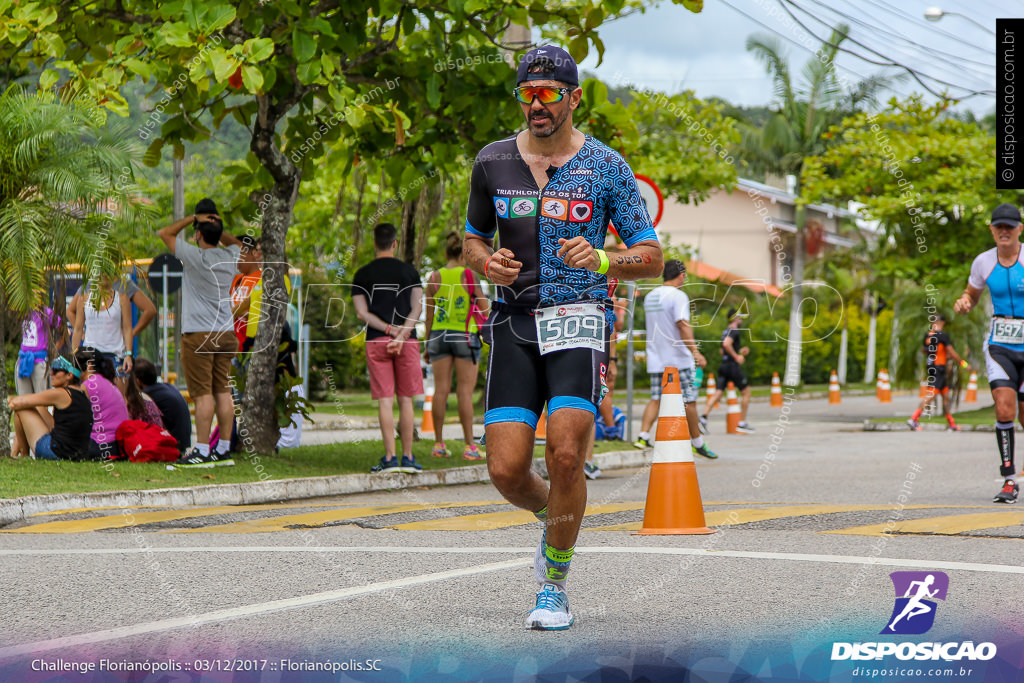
[0,392,1020,682]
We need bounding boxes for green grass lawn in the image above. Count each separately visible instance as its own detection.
[0,436,633,500]
[874,405,993,426]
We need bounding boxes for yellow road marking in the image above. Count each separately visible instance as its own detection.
[7,502,501,534]
[585,504,968,532]
[824,512,1024,537]
[169,502,507,534]
[391,502,647,531]
[27,501,366,517]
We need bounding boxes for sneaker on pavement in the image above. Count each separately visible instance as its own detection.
[993,480,1019,504]
[370,456,400,474]
[526,583,574,630]
[462,444,485,460]
[946,422,962,432]
[693,443,718,460]
[735,422,755,434]
[633,436,652,450]
[698,415,709,435]
[906,418,921,431]
[584,461,601,479]
[172,447,218,469]
[398,455,423,473]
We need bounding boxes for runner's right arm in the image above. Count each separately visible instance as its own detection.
[954,284,983,314]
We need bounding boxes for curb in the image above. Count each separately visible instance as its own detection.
[0,449,653,527]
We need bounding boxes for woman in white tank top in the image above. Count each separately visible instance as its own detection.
[71,278,133,380]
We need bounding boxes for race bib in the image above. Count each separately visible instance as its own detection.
[991,317,1024,345]
[535,303,606,356]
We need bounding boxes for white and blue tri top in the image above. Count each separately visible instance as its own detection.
[968,246,1024,350]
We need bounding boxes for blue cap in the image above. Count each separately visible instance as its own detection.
[517,46,578,86]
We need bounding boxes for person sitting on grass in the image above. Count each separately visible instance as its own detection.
[78,347,130,460]
[8,355,94,461]
[124,366,165,428]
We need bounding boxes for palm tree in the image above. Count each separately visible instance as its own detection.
[741,25,891,386]
[0,86,151,456]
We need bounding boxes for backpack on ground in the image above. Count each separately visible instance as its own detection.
[115,419,180,463]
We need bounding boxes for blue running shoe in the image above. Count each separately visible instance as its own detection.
[526,583,574,630]
[398,455,423,473]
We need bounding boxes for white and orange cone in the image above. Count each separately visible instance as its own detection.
[965,372,978,403]
[420,390,435,438]
[829,369,841,405]
[635,366,714,536]
[919,379,929,399]
[878,369,892,403]
[706,372,718,407]
[725,382,741,434]
[875,369,884,401]
[770,372,783,407]
[535,410,547,444]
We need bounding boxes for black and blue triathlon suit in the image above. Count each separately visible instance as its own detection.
[465,134,657,428]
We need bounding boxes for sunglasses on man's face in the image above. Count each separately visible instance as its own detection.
[513,86,571,105]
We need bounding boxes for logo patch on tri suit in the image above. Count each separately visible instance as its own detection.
[568,200,593,222]
[510,198,538,217]
[541,198,568,220]
[493,197,510,218]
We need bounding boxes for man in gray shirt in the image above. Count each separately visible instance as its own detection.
[157,198,241,467]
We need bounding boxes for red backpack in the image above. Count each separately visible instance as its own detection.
[115,420,180,463]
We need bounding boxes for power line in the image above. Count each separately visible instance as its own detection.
[716,0,892,94]
[779,0,994,99]
[822,0,995,72]
[858,0,993,56]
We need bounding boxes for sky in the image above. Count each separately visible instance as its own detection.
[574,0,1001,115]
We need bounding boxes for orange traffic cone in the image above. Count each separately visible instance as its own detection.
[829,369,841,404]
[535,410,547,444]
[878,369,892,403]
[875,369,883,400]
[965,372,978,403]
[770,372,783,407]
[725,382,741,434]
[706,372,718,408]
[420,390,435,438]
[636,366,714,536]
[919,379,929,399]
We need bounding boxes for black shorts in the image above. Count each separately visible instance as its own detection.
[985,341,1024,401]
[426,330,482,364]
[717,361,748,391]
[483,309,608,428]
[925,366,948,393]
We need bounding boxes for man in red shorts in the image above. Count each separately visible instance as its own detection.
[353,223,425,473]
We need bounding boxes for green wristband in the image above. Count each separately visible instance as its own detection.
[595,249,610,275]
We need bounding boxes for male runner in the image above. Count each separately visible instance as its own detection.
[634,260,717,459]
[463,45,662,630]
[954,203,1024,503]
[701,308,753,433]
[907,314,967,432]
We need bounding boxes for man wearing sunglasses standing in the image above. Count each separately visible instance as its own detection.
[464,46,663,630]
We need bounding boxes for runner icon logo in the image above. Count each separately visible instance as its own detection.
[511,198,537,217]
[541,198,568,219]
[881,571,948,635]
[569,200,593,222]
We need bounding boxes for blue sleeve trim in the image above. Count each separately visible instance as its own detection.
[548,396,597,416]
[484,407,539,428]
[465,219,494,239]
[623,227,659,247]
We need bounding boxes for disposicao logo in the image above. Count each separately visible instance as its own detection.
[882,571,947,635]
[831,571,996,663]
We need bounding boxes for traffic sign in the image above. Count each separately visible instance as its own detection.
[634,174,664,227]
[147,253,184,294]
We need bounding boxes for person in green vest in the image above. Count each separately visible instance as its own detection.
[423,232,491,460]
